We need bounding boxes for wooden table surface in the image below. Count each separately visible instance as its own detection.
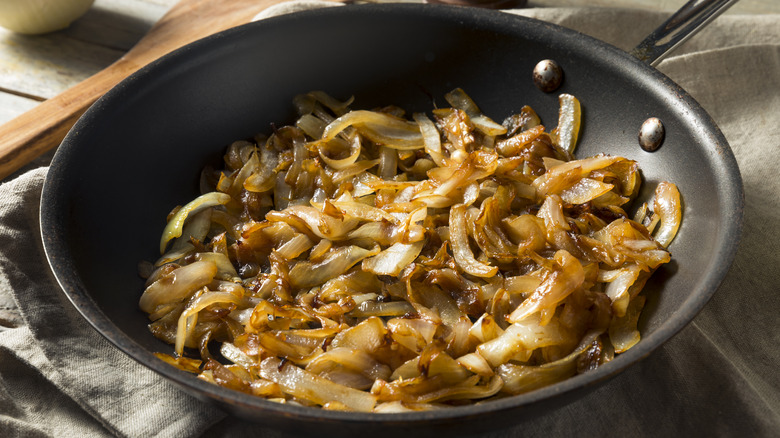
[0,0,777,180]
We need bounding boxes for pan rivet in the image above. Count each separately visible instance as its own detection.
[533,59,563,93]
[639,117,665,152]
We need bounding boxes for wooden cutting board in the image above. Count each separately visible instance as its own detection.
[0,0,338,180]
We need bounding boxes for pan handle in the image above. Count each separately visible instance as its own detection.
[630,0,739,66]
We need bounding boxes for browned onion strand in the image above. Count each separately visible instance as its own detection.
[139,88,682,411]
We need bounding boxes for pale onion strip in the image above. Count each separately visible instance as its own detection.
[348,300,415,318]
[537,195,571,232]
[155,352,202,373]
[269,205,360,240]
[461,181,480,206]
[331,159,380,183]
[532,155,622,197]
[317,135,361,170]
[273,172,293,210]
[373,401,443,413]
[345,222,394,245]
[377,146,398,179]
[503,274,543,298]
[609,295,646,353]
[477,316,570,367]
[471,115,508,137]
[296,113,327,138]
[496,125,546,157]
[289,245,379,289]
[554,93,581,154]
[160,192,231,254]
[449,204,498,278]
[275,233,314,260]
[602,264,642,317]
[220,342,255,369]
[362,241,425,276]
[244,146,280,193]
[175,291,244,355]
[542,156,566,171]
[652,182,682,248]
[169,209,212,254]
[155,243,194,267]
[332,198,397,223]
[305,347,391,381]
[441,90,507,137]
[321,110,424,150]
[401,374,502,404]
[456,352,494,376]
[413,113,446,167]
[496,330,601,395]
[387,318,438,353]
[260,357,377,412]
[307,90,354,116]
[194,252,239,279]
[229,149,260,197]
[365,179,418,191]
[559,178,615,205]
[425,351,472,383]
[468,314,505,343]
[139,260,218,314]
[633,202,649,225]
[433,151,498,197]
[444,88,481,116]
[508,250,585,323]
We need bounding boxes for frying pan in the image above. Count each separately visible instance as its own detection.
[39,2,743,436]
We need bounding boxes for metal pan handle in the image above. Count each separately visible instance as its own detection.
[630,0,739,66]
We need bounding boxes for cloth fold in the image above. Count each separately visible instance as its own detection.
[1,3,778,437]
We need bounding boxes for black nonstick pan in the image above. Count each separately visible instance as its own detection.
[40,1,743,436]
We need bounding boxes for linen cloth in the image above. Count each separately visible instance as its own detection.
[1,3,778,437]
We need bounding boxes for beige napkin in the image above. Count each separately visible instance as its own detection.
[1,3,778,437]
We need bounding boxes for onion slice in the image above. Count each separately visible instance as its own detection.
[159,192,231,254]
[139,260,218,314]
[553,93,581,154]
[449,204,498,278]
[652,182,682,248]
[321,110,424,150]
[260,357,377,412]
[362,241,425,276]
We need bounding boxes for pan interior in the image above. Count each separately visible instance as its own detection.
[41,3,742,431]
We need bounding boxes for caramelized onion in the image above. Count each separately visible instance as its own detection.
[652,182,682,248]
[140,89,680,411]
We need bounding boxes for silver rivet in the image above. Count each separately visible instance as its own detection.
[639,117,665,152]
[533,59,563,93]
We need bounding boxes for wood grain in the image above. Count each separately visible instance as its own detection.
[0,0,336,180]
[0,93,38,126]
